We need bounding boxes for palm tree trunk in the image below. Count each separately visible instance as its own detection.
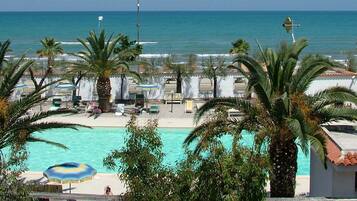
[176,72,182,93]
[269,139,297,197]
[120,74,125,100]
[97,76,112,112]
[213,77,217,98]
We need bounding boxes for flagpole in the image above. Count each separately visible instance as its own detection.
[136,0,140,44]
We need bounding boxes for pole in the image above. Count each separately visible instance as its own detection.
[170,91,173,113]
[98,16,104,32]
[136,0,140,44]
[291,25,296,43]
[69,183,72,194]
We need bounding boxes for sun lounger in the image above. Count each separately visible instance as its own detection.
[164,93,183,104]
[52,98,62,107]
[114,104,125,116]
[149,105,160,113]
[85,102,98,113]
[185,100,193,113]
[195,102,204,110]
[135,94,145,108]
[228,108,242,117]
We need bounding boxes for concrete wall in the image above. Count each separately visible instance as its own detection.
[310,148,334,197]
[310,148,357,198]
[332,170,356,198]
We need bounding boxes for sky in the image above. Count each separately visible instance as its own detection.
[1,0,357,11]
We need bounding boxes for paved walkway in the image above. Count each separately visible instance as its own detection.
[22,172,310,196]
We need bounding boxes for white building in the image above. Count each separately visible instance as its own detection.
[310,124,357,198]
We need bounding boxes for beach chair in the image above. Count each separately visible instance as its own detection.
[185,100,193,113]
[52,98,62,107]
[149,105,160,114]
[72,96,81,107]
[135,94,145,108]
[115,104,125,116]
[228,108,242,117]
[195,102,204,110]
[85,102,98,113]
[49,98,62,111]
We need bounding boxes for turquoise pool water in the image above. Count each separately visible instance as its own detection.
[15,128,309,175]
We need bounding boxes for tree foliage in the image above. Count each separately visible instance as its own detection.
[164,55,196,93]
[104,114,268,201]
[72,30,129,111]
[186,39,357,197]
[230,39,250,55]
[202,57,227,98]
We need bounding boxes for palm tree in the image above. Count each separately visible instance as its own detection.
[72,30,128,112]
[164,55,196,93]
[114,35,142,100]
[229,39,250,55]
[0,40,84,154]
[139,57,161,83]
[185,39,357,197]
[202,57,227,98]
[29,38,64,90]
[345,51,357,72]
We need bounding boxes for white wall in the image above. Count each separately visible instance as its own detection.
[18,75,356,101]
[311,147,357,198]
[307,76,357,95]
[310,148,334,197]
[74,75,240,101]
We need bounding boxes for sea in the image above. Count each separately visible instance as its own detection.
[1,11,357,59]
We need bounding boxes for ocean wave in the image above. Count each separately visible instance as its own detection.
[140,54,170,58]
[60,41,82,45]
[61,41,158,46]
[196,54,233,57]
[138,41,158,45]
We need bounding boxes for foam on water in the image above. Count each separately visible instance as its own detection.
[60,41,82,45]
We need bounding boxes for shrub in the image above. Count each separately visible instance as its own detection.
[103,116,176,201]
[0,147,32,201]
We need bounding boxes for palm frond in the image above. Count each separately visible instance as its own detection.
[27,136,68,150]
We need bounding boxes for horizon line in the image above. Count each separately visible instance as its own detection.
[1,9,357,12]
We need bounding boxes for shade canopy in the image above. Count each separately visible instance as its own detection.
[55,83,78,90]
[43,162,96,184]
[137,84,160,91]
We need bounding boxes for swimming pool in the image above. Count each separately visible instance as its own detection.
[18,128,309,175]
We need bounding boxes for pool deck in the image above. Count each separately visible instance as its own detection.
[22,171,310,196]
[35,104,350,196]
[41,113,198,128]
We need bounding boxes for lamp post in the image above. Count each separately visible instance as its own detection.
[136,0,140,44]
[170,90,174,113]
[98,16,104,31]
[282,17,300,43]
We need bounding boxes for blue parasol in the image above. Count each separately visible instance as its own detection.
[43,162,96,193]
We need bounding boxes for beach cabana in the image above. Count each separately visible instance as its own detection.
[199,78,213,97]
[137,84,160,110]
[233,77,247,97]
[128,78,141,100]
[43,162,96,194]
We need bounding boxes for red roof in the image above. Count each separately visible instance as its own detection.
[320,68,357,77]
[325,132,357,166]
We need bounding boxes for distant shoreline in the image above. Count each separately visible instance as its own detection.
[1,10,357,13]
